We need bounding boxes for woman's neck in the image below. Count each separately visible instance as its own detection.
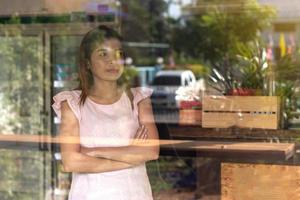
[89,81,120,99]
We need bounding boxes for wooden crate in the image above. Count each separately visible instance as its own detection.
[202,96,280,129]
[179,109,202,126]
[221,163,300,200]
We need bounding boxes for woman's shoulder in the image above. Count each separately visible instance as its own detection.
[55,89,81,96]
[53,89,82,103]
[130,87,153,103]
[130,87,153,94]
[52,89,82,120]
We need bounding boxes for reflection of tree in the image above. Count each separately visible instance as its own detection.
[0,25,47,200]
[121,0,170,65]
[0,27,43,134]
[0,150,51,200]
[121,0,168,42]
[275,55,300,127]
[172,0,275,95]
[172,0,275,70]
[0,94,20,133]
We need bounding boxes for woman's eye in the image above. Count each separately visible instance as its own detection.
[98,51,108,57]
[115,50,124,59]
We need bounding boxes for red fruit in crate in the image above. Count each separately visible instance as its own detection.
[228,88,256,96]
[180,100,202,109]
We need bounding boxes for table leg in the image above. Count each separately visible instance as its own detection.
[195,157,221,199]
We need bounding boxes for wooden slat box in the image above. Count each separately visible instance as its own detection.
[179,110,202,126]
[221,163,300,200]
[202,96,280,129]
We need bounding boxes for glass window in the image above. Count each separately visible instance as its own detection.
[0,1,299,200]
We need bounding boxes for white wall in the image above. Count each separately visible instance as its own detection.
[259,0,300,21]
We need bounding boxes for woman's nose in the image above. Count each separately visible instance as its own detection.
[107,56,123,65]
[108,59,117,65]
[106,54,118,63]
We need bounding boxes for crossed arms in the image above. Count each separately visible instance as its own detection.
[59,98,160,173]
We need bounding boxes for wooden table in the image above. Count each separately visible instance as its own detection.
[1,129,298,198]
[158,124,299,198]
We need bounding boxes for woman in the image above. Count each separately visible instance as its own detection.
[52,25,159,200]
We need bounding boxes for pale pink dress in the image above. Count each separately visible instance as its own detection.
[52,87,154,200]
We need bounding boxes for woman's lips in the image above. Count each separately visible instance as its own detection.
[106,69,119,73]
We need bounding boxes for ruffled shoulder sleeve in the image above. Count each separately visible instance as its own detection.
[52,90,81,121]
[131,87,153,105]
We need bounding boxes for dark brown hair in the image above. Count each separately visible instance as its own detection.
[76,25,124,106]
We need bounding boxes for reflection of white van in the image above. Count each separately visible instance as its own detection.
[150,70,196,108]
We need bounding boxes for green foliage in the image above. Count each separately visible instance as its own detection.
[0,150,50,200]
[0,26,44,134]
[0,24,50,200]
[172,0,275,65]
[274,55,300,123]
[121,0,169,43]
[0,12,116,24]
[170,53,211,78]
[275,55,300,82]
[235,41,268,90]
[117,66,139,88]
[148,0,170,43]
[172,1,275,94]
[147,159,174,192]
[187,64,211,79]
[147,157,196,193]
[121,0,152,42]
[121,0,170,65]
[202,0,275,62]
[201,40,271,94]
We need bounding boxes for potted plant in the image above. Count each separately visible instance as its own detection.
[231,41,268,95]
[208,41,268,96]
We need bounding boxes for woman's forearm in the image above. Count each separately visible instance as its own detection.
[62,151,135,173]
[81,141,159,165]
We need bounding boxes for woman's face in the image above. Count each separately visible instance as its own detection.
[88,38,124,82]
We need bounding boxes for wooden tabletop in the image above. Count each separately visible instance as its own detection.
[166,125,300,141]
[0,134,296,162]
[160,140,295,161]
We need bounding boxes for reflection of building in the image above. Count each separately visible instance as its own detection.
[259,0,300,22]
[0,0,120,16]
[259,0,300,59]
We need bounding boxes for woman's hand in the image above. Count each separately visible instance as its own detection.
[132,124,149,146]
